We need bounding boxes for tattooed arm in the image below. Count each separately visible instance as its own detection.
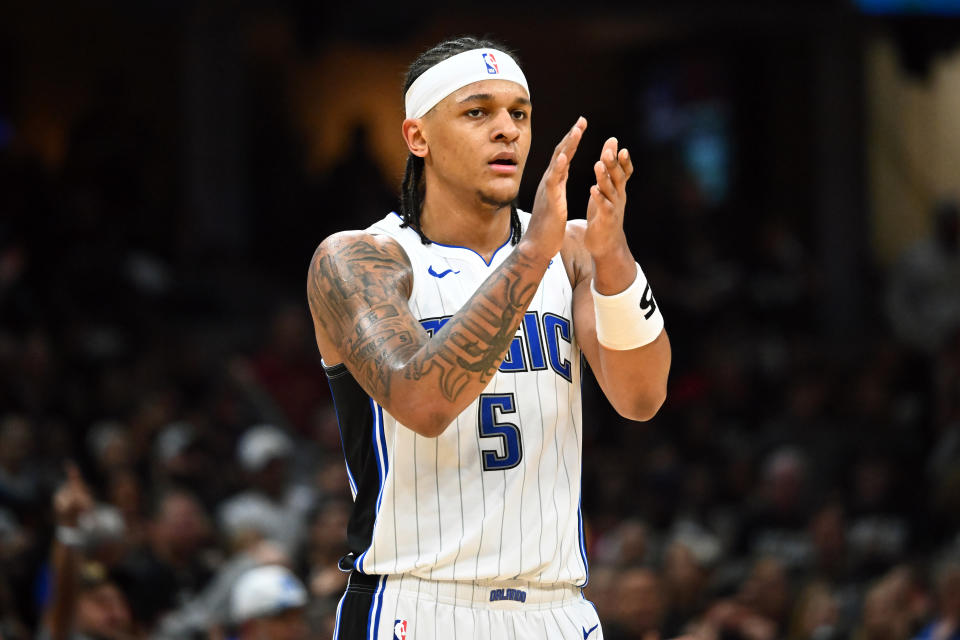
[307,118,587,437]
[308,231,547,436]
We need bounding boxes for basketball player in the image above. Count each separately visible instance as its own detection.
[307,36,671,639]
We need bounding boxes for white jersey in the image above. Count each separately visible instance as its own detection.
[325,210,587,587]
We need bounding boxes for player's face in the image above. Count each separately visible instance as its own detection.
[422,79,531,209]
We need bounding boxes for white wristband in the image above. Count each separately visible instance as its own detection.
[56,525,87,549]
[591,262,664,350]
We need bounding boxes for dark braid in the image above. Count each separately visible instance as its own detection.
[399,36,523,246]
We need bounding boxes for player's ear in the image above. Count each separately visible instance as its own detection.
[402,118,429,158]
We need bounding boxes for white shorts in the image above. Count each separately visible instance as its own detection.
[333,571,604,640]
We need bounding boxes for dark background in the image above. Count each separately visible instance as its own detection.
[1,1,960,639]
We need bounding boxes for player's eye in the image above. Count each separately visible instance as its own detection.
[511,110,528,121]
[466,108,484,118]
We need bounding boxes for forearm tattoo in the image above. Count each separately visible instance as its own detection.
[405,250,539,399]
[308,235,541,405]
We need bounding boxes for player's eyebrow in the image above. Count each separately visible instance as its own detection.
[458,93,531,107]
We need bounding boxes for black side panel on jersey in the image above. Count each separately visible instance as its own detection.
[324,362,379,559]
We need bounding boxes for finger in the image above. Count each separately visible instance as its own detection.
[593,160,618,202]
[555,152,568,177]
[549,117,587,168]
[619,147,634,181]
[65,461,82,486]
[602,139,627,189]
[589,185,614,216]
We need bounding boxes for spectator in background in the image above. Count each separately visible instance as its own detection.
[737,447,813,569]
[151,422,202,489]
[788,581,841,640]
[115,489,213,630]
[218,425,315,556]
[594,518,654,568]
[249,305,330,436]
[304,499,350,605]
[85,422,131,481]
[661,540,712,638]
[886,199,960,355]
[0,415,43,518]
[229,565,308,640]
[803,501,865,632]
[846,452,910,581]
[39,465,141,640]
[854,566,928,640]
[692,556,790,640]
[605,567,666,640]
[913,562,960,640]
[151,540,292,640]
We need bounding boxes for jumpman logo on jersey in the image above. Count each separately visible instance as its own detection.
[583,623,599,639]
[428,265,460,279]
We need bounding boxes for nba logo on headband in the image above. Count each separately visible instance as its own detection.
[482,52,499,74]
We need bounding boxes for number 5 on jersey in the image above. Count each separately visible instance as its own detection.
[477,393,522,471]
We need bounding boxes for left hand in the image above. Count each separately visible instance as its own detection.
[584,137,634,259]
[53,462,94,527]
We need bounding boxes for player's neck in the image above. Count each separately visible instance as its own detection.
[420,189,512,261]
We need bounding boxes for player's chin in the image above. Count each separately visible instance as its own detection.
[480,177,521,202]
[477,185,520,210]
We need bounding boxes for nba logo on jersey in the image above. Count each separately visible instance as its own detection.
[482,52,499,74]
[394,619,407,640]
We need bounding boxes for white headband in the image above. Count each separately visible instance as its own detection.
[404,48,530,119]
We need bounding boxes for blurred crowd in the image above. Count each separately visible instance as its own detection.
[2,66,960,640]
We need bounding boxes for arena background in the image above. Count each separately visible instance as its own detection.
[1,1,960,639]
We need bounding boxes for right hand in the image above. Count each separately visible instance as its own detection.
[523,116,587,263]
[53,462,94,527]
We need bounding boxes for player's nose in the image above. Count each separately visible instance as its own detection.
[490,108,521,142]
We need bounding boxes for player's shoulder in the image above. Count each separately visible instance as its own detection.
[311,229,412,273]
[308,230,414,303]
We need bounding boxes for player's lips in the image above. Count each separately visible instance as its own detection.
[488,151,519,174]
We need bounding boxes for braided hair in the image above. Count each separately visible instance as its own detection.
[399,36,523,246]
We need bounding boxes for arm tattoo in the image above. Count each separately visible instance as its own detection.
[404,251,539,399]
[308,234,543,407]
[308,236,420,400]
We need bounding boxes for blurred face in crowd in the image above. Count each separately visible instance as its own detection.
[614,568,665,634]
[664,542,706,609]
[937,565,960,618]
[617,520,650,567]
[809,503,846,569]
[862,576,910,640]
[309,500,350,563]
[252,457,288,499]
[241,607,308,640]
[763,451,806,513]
[0,415,32,472]
[152,491,210,559]
[584,566,619,624]
[108,470,142,521]
[75,582,133,640]
[740,556,789,623]
[795,583,839,638]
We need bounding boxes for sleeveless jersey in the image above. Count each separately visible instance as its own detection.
[324,211,587,587]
